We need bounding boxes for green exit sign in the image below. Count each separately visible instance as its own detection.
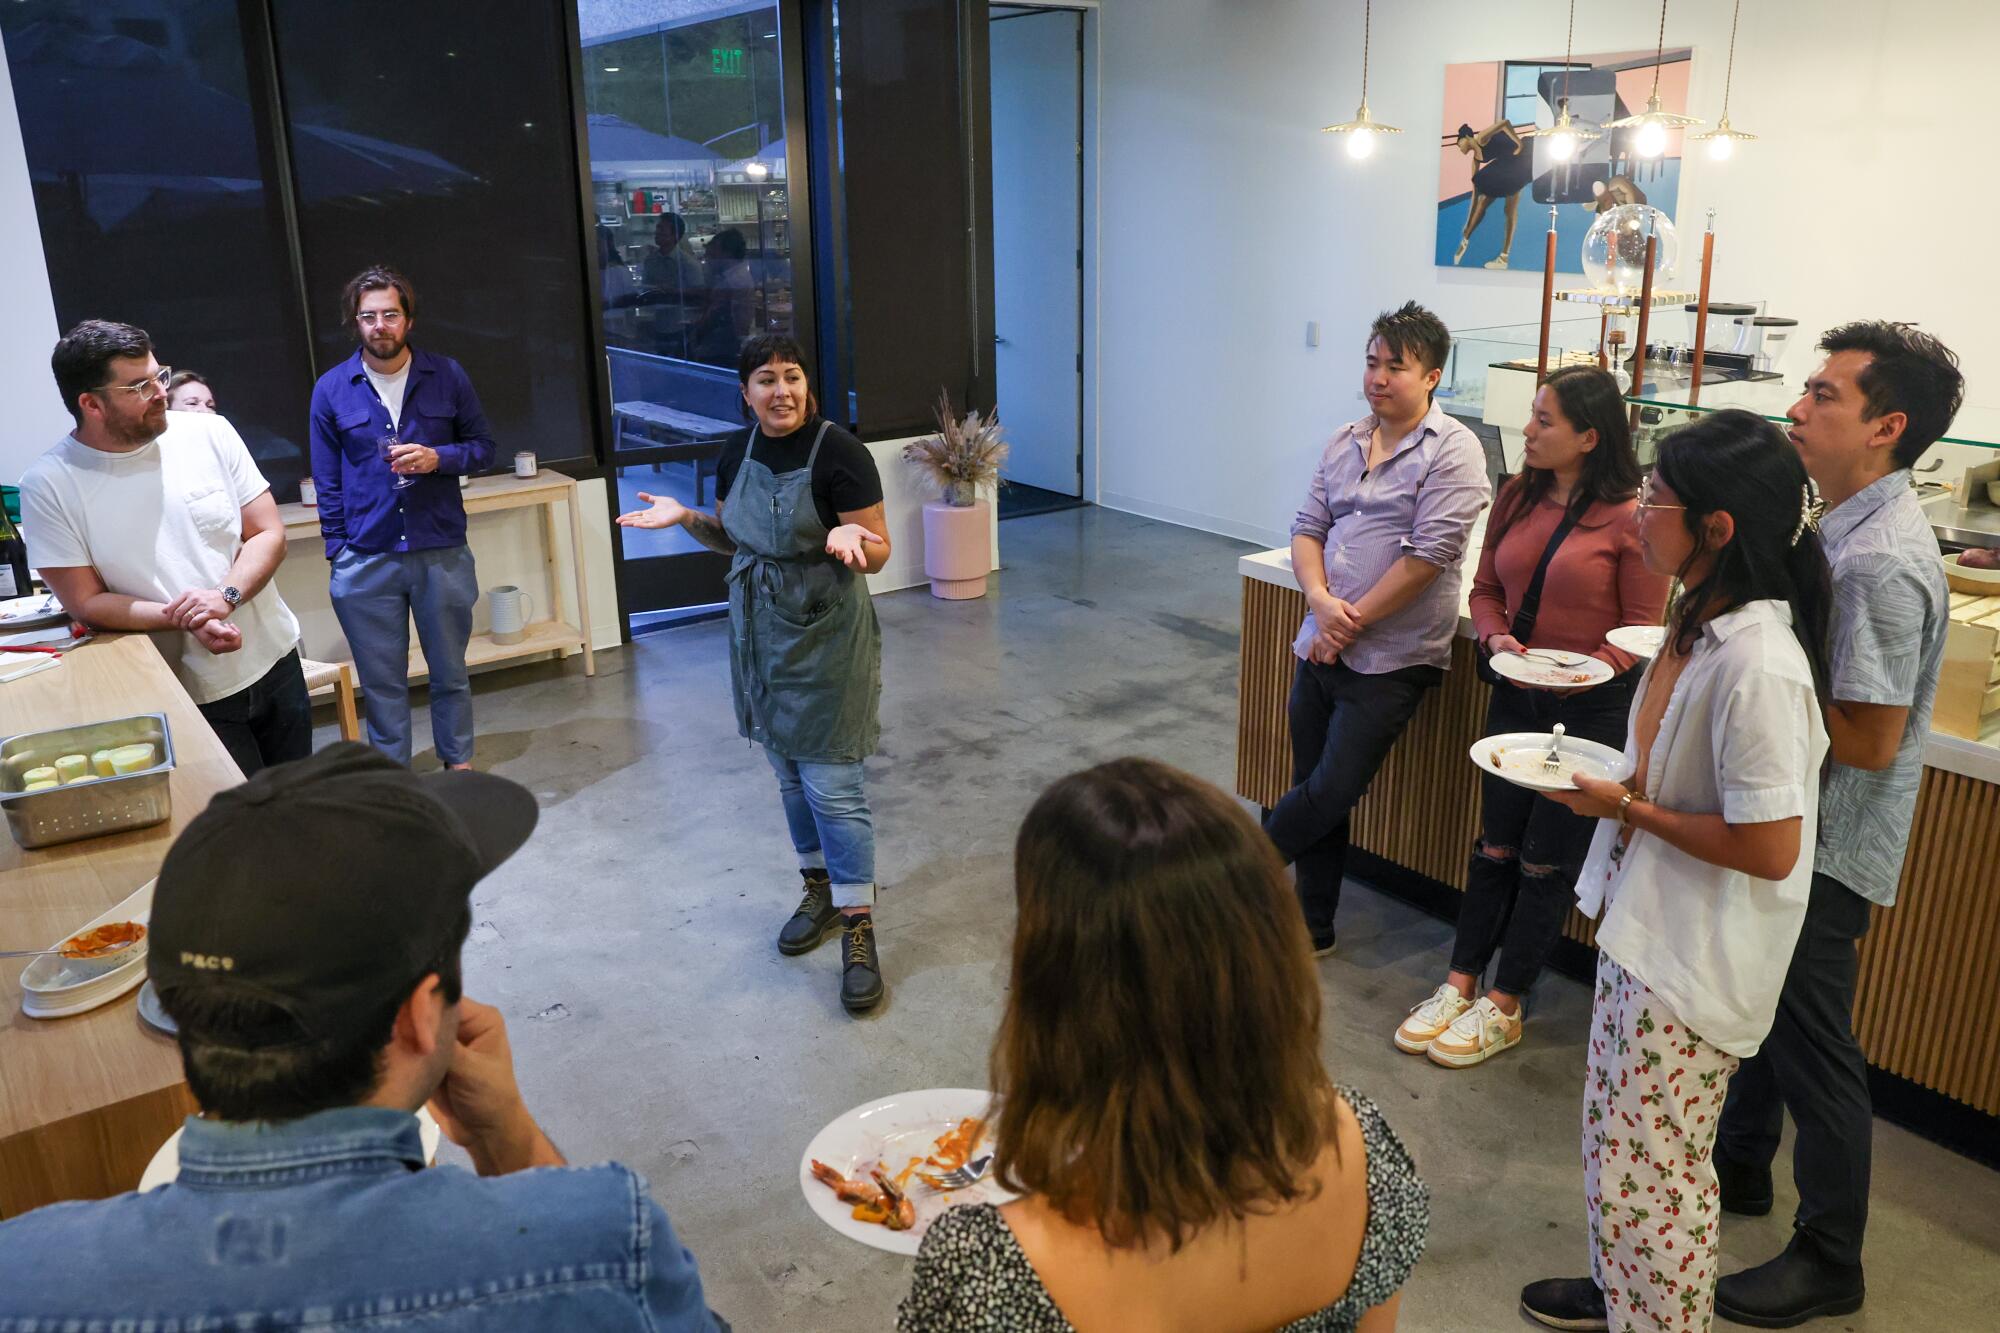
[711,47,745,77]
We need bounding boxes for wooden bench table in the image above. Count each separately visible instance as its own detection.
[0,635,244,1217]
[611,401,736,503]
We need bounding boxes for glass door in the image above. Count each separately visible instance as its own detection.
[578,0,800,629]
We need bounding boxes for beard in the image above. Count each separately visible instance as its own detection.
[364,329,409,362]
[113,399,169,447]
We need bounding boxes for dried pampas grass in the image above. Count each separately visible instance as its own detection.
[902,391,1008,504]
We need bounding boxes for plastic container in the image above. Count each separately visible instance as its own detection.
[0,713,175,850]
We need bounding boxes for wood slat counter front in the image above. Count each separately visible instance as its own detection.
[1236,550,2000,1122]
[0,635,244,1217]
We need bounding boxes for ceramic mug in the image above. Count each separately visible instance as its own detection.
[488,585,534,644]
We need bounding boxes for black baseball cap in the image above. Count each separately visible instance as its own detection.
[148,743,538,1048]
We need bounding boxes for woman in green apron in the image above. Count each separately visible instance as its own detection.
[618,336,893,1013]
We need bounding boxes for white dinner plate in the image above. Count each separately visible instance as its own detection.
[0,593,69,630]
[1605,625,1667,660]
[1470,731,1635,794]
[137,979,176,1035]
[799,1088,1012,1256]
[1488,649,1615,690]
[139,1107,444,1193]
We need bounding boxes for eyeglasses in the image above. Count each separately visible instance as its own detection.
[357,310,407,327]
[1635,481,1686,515]
[93,366,173,402]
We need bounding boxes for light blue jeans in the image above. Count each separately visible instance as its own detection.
[764,748,876,908]
[329,545,478,766]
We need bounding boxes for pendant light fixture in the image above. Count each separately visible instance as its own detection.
[1604,0,1701,160]
[1690,0,1757,160]
[1544,0,1602,163]
[1321,0,1400,160]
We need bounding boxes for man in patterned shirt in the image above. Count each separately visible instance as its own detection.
[1713,322,1963,1328]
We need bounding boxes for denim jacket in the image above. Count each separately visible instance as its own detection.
[0,1107,725,1331]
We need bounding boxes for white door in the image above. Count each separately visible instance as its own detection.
[990,8,1082,497]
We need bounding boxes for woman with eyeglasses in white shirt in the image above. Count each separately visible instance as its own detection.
[1518,409,1834,1333]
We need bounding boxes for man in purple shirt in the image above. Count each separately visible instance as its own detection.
[310,266,495,769]
[1262,302,1491,952]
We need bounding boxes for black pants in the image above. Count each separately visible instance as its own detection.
[1263,658,1441,927]
[196,649,313,777]
[1449,673,1635,998]
[1717,871,1875,1267]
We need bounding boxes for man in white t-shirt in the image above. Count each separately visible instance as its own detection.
[21,321,308,776]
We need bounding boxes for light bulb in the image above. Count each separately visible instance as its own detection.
[1635,120,1668,159]
[1706,135,1734,161]
[1549,129,1577,162]
[1345,128,1376,160]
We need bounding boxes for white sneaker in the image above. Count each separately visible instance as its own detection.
[1427,996,1523,1068]
[1394,983,1471,1054]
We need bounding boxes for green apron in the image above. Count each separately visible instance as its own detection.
[723,422,883,763]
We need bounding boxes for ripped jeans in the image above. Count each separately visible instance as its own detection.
[1450,671,1636,999]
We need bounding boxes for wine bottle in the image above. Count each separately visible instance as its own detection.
[0,506,29,600]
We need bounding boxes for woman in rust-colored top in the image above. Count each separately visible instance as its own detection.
[1393,366,1671,1068]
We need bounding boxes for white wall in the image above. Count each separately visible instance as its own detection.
[1094,0,2000,548]
[0,33,72,488]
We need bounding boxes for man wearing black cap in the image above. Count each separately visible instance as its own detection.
[0,744,726,1331]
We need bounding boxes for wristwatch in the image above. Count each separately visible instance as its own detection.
[218,585,242,608]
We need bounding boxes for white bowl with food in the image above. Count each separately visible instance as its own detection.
[1943,551,2000,596]
[20,878,155,1018]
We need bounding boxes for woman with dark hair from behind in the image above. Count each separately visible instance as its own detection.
[900,758,1429,1332]
[1520,409,1833,1332]
[1398,365,1669,1068]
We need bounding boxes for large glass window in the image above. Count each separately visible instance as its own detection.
[1,1,318,496]
[268,3,598,469]
[578,0,796,622]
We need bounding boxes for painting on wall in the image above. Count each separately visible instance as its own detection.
[1436,48,1692,274]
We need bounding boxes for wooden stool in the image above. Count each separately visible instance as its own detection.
[300,657,361,743]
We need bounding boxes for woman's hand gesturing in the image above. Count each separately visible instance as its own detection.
[617,491,690,530]
[826,523,888,570]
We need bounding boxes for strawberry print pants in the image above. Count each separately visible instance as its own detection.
[1584,953,1741,1332]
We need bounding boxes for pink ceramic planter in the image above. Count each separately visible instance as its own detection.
[921,500,992,599]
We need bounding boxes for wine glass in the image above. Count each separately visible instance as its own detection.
[379,431,416,490]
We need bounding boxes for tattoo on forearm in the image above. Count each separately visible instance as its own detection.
[685,511,736,554]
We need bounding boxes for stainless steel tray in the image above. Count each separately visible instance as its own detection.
[0,713,175,850]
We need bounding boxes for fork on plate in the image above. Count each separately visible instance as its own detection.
[1541,723,1567,775]
[922,1154,993,1192]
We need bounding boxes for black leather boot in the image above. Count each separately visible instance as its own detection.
[777,871,839,955]
[839,914,885,1013]
[1715,1232,1864,1328]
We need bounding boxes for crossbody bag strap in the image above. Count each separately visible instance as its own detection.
[1507,507,1583,646]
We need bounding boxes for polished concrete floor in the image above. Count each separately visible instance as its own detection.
[332,506,2000,1331]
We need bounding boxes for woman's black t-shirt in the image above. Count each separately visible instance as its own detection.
[714,419,883,531]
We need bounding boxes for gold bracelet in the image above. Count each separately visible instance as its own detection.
[1617,790,1640,825]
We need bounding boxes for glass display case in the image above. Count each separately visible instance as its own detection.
[1436,318,1601,418]
[1625,372,2000,558]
